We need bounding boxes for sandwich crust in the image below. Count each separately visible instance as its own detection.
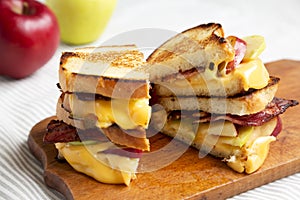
[146,23,235,81]
[155,77,279,115]
[59,45,150,99]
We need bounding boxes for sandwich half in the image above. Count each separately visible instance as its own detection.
[44,45,151,185]
[148,23,298,173]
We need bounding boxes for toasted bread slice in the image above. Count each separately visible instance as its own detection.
[154,77,279,115]
[146,24,270,97]
[56,95,150,151]
[59,45,150,99]
[146,23,235,81]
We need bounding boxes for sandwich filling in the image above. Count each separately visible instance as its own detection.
[44,45,152,186]
[147,25,299,174]
[153,97,298,173]
[153,58,269,97]
[45,120,142,186]
[65,93,151,130]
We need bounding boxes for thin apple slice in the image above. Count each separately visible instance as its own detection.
[242,35,266,62]
[218,126,253,147]
[271,116,282,137]
[226,36,247,74]
[198,121,238,137]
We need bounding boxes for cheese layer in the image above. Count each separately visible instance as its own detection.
[55,142,139,186]
[159,58,269,96]
[68,94,151,130]
[161,116,277,174]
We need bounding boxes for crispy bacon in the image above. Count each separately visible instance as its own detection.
[44,120,108,143]
[215,98,299,126]
[44,120,149,151]
[44,120,143,158]
[170,97,298,126]
[44,120,79,143]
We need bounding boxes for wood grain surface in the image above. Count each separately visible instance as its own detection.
[27,60,300,200]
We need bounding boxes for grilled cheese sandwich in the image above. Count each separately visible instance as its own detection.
[44,45,151,186]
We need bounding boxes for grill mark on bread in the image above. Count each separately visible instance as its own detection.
[60,52,77,66]
[59,46,150,99]
[61,72,150,99]
[60,50,145,69]
[227,76,279,98]
[147,23,228,64]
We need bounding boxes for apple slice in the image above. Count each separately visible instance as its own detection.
[226,36,247,74]
[198,121,238,137]
[218,126,253,147]
[271,116,282,137]
[242,35,266,62]
[102,148,143,158]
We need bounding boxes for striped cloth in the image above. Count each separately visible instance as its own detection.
[0,47,300,200]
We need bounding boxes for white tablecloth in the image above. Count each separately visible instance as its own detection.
[1,0,299,199]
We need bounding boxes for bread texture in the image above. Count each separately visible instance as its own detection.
[59,45,150,99]
[154,77,279,115]
[146,23,235,81]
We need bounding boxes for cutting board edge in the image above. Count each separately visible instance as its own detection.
[27,116,74,200]
[27,116,300,200]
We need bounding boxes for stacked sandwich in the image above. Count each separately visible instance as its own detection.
[148,23,298,173]
[43,23,298,186]
[44,45,151,185]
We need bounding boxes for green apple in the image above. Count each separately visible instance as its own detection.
[198,121,238,137]
[242,35,266,62]
[217,126,253,147]
[46,0,117,45]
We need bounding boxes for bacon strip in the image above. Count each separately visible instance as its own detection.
[184,97,298,126]
[44,120,79,143]
[44,120,108,143]
[216,98,298,126]
[44,120,149,151]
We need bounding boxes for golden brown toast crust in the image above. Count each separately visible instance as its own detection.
[146,23,235,81]
[155,77,279,115]
[59,45,150,99]
[60,67,150,99]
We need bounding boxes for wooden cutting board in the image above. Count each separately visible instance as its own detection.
[28,60,300,200]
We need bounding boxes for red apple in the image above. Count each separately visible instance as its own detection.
[271,116,282,137]
[226,36,247,74]
[0,0,60,79]
[102,148,143,158]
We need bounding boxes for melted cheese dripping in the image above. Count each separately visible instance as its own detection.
[55,142,139,186]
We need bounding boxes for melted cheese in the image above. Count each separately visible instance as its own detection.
[162,116,278,173]
[225,118,277,173]
[55,142,139,186]
[169,58,269,93]
[234,58,269,91]
[69,95,151,130]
